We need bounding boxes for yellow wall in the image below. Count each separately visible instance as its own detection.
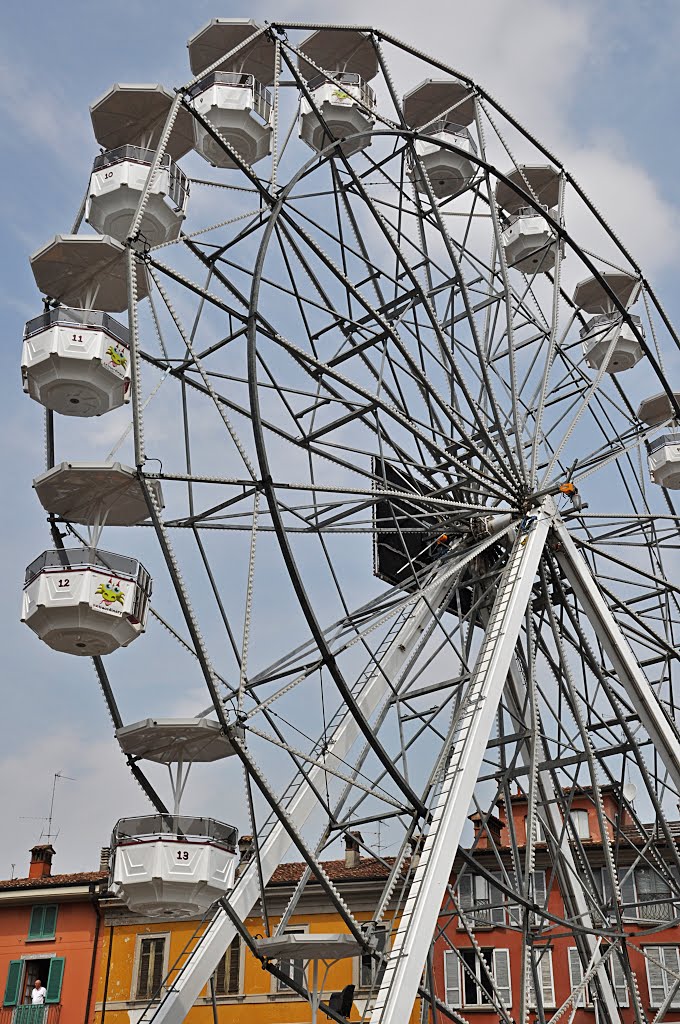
[94,907,421,1023]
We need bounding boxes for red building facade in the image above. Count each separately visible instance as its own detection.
[0,845,106,1023]
[431,789,680,1024]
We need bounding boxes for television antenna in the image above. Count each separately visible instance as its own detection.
[20,772,75,843]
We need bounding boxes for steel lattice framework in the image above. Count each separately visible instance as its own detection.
[30,20,680,1024]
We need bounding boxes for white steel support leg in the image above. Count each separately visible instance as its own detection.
[504,664,623,1024]
[371,501,554,1024]
[553,518,680,794]
[145,542,497,1024]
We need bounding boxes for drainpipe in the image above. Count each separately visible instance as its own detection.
[84,883,103,1024]
[99,923,114,1024]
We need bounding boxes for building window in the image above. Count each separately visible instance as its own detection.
[136,937,166,1001]
[213,936,241,995]
[443,947,511,1008]
[525,815,546,844]
[27,905,58,941]
[360,926,388,989]
[600,866,678,923]
[528,948,555,1007]
[457,872,506,927]
[568,947,592,1007]
[277,928,306,992]
[569,809,590,840]
[458,869,546,929]
[635,867,676,923]
[568,946,629,1007]
[3,957,65,1007]
[645,946,680,1008]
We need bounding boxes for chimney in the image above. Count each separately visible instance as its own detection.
[469,812,504,851]
[344,831,363,870]
[99,847,111,873]
[29,845,55,879]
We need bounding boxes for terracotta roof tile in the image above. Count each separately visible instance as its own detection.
[270,857,397,885]
[0,871,107,892]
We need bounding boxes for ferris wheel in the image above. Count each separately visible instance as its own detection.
[19,17,680,1024]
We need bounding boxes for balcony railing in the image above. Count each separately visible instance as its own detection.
[24,308,130,347]
[24,548,151,595]
[419,121,477,155]
[92,145,189,212]
[112,814,238,850]
[506,203,552,227]
[307,72,376,111]
[0,1006,61,1024]
[649,432,680,455]
[580,311,642,341]
[187,71,273,124]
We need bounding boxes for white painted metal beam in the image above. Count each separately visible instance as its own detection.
[371,502,554,1024]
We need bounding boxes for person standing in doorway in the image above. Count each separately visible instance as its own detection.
[31,979,47,1005]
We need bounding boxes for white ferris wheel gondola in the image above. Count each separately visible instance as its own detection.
[574,271,644,373]
[112,719,239,919]
[21,546,151,656]
[495,164,563,272]
[187,20,276,168]
[638,391,680,488]
[297,29,378,156]
[403,79,477,199]
[23,234,145,417]
[87,84,193,247]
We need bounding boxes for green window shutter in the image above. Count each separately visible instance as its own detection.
[227,936,241,995]
[45,957,65,1003]
[3,960,23,1006]
[41,905,58,939]
[28,905,44,939]
[27,904,58,940]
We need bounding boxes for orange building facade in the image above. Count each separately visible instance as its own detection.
[0,845,107,1024]
[431,788,680,1024]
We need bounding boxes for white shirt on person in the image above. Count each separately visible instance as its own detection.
[31,986,47,1004]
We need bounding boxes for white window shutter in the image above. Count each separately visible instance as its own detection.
[444,949,461,1008]
[490,872,506,925]
[474,874,491,926]
[645,947,666,1006]
[610,949,629,1007]
[458,872,474,913]
[493,949,512,1007]
[568,947,587,1007]
[661,947,680,1008]
[531,870,547,927]
[538,949,555,1006]
[527,950,553,1008]
[620,868,636,918]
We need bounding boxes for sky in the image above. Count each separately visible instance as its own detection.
[2,0,680,879]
